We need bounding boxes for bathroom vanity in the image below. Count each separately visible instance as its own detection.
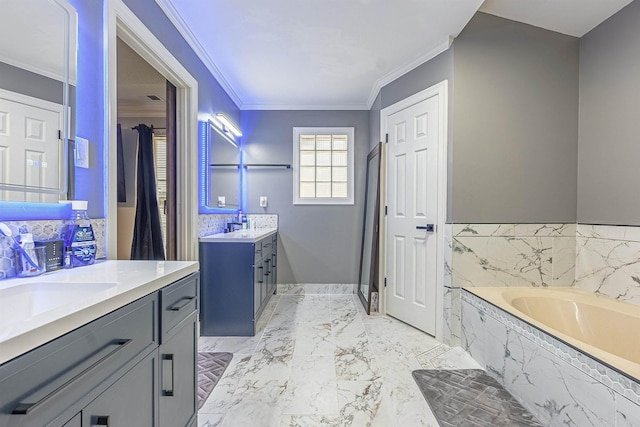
[0,260,199,427]
[199,228,277,336]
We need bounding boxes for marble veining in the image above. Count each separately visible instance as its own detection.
[198,290,481,426]
[575,224,640,306]
[451,223,576,290]
[462,290,640,425]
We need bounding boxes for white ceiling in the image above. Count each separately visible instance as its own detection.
[155,0,633,110]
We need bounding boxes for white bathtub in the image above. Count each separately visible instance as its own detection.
[461,286,640,425]
[465,286,640,381]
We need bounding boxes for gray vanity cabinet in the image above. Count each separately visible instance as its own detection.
[82,350,158,426]
[158,275,199,427]
[200,232,277,336]
[0,272,199,427]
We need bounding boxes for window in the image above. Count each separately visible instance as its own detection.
[293,127,354,205]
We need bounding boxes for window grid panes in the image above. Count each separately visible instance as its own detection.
[298,134,349,199]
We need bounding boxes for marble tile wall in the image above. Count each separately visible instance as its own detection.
[461,290,640,426]
[443,223,576,346]
[0,218,106,280]
[575,224,640,306]
[452,223,576,288]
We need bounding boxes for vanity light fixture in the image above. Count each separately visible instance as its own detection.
[215,113,242,138]
[208,118,239,148]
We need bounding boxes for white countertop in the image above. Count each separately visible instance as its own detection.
[199,227,277,243]
[0,260,199,365]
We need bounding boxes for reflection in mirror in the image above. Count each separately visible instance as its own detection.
[0,0,77,202]
[358,143,382,314]
[199,120,241,212]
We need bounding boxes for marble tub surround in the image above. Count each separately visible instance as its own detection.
[576,224,640,306]
[461,290,640,426]
[0,218,107,280]
[452,223,576,288]
[197,288,482,427]
[0,260,198,364]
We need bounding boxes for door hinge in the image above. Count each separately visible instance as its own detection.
[385,133,389,143]
[384,205,388,216]
[384,277,387,287]
[58,130,62,140]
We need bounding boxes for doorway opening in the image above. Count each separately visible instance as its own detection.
[106,0,199,261]
[115,38,177,260]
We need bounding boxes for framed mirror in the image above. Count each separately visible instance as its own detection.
[357,142,382,314]
[0,0,77,202]
[198,120,241,212]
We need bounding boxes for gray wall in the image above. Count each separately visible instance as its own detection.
[371,48,455,220]
[452,13,579,223]
[578,0,640,225]
[241,110,369,284]
[64,0,239,219]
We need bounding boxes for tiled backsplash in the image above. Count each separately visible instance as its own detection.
[0,218,106,280]
[197,213,279,237]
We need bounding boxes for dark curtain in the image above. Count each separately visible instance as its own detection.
[116,124,126,202]
[131,124,165,260]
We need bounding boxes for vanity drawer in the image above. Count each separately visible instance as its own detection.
[160,272,199,342]
[0,293,158,427]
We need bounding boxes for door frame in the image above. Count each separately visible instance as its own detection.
[379,80,448,340]
[106,0,199,260]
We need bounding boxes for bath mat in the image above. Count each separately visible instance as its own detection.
[412,369,543,427]
[197,352,233,409]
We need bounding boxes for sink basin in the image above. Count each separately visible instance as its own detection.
[0,281,118,321]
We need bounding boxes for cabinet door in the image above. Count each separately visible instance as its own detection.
[159,312,198,427]
[253,261,263,315]
[262,257,270,306]
[82,351,157,427]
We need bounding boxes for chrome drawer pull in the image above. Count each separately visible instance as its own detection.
[168,296,196,312]
[12,339,132,415]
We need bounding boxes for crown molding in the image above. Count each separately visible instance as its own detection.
[365,38,453,109]
[154,0,452,111]
[154,0,243,109]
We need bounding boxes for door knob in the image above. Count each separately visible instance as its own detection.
[416,224,435,232]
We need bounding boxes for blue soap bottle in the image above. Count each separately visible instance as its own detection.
[61,200,96,268]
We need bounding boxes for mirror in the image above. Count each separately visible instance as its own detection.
[199,120,241,212]
[0,0,77,202]
[358,142,382,314]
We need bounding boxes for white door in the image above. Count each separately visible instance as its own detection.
[384,91,442,335]
[0,90,63,202]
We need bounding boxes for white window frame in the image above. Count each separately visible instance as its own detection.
[293,127,354,205]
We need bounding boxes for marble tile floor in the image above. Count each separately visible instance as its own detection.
[197,292,482,427]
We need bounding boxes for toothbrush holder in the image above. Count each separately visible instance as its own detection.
[14,246,46,277]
